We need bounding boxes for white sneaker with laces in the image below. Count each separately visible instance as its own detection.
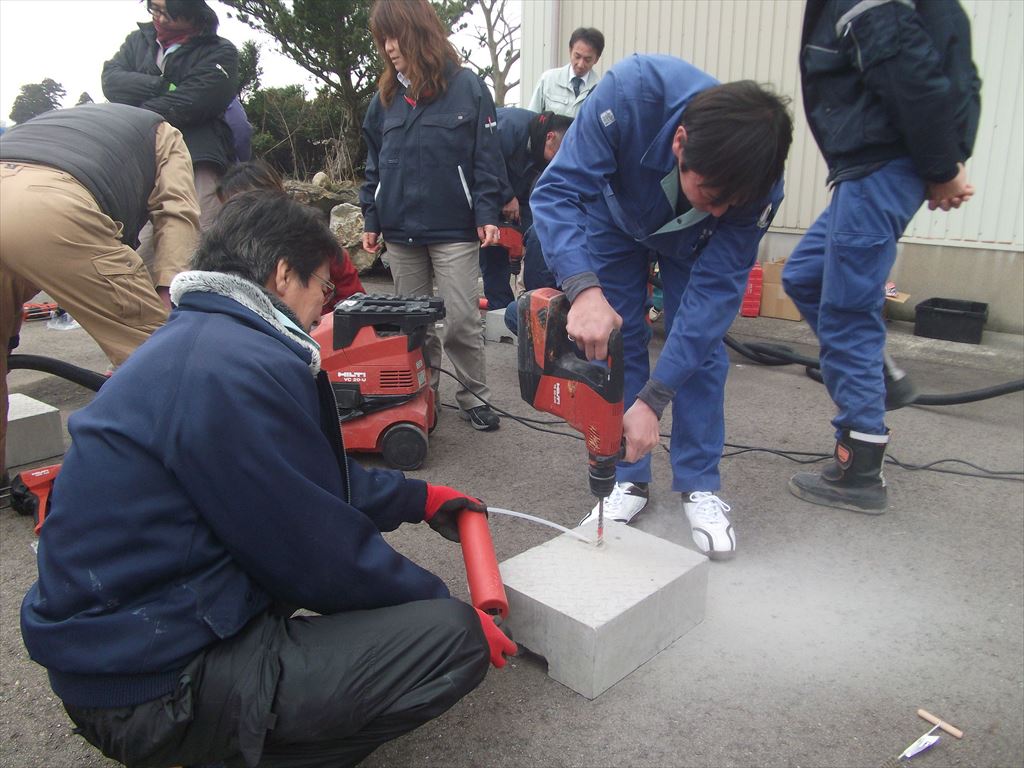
[683,491,736,560]
[577,482,649,527]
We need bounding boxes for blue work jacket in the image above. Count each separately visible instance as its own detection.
[531,54,784,394]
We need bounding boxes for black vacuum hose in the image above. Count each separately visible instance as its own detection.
[724,335,1024,406]
[8,354,106,392]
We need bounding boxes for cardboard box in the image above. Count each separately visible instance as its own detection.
[759,260,802,321]
[880,288,913,319]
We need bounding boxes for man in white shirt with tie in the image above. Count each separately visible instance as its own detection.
[527,27,604,118]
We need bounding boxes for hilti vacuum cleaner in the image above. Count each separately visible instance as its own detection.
[312,294,444,471]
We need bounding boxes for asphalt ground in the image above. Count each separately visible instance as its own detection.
[2,275,1022,768]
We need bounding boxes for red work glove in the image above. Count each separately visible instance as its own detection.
[424,484,487,542]
[475,608,517,668]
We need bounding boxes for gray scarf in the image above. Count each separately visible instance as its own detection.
[170,270,321,374]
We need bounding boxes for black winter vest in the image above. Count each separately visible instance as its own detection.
[0,103,161,247]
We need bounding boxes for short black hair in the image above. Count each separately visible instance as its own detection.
[216,159,284,203]
[569,27,604,58]
[145,0,219,33]
[679,81,793,206]
[192,192,341,287]
[545,113,574,135]
[529,112,574,165]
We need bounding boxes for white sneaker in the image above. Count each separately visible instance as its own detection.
[578,482,649,527]
[683,492,736,560]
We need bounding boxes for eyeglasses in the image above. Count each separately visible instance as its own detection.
[310,272,335,299]
[148,3,171,22]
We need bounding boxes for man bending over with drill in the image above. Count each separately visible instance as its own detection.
[20,192,513,768]
[532,55,793,560]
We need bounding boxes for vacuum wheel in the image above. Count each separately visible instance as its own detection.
[9,475,36,517]
[380,423,428,470]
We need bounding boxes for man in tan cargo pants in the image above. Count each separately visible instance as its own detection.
[0,102,200,485]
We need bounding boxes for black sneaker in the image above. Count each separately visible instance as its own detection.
[459,405,500,431]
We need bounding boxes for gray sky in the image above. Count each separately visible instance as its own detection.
[0,0,519,126]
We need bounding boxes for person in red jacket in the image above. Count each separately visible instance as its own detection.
[216,159,366,313]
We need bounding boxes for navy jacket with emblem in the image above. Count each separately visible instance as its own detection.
[361,63,506,245]
[800,0,980,184]
[495,106,541,226]
[21,278,447,708]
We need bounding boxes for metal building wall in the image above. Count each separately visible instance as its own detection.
[520,0,1024,329]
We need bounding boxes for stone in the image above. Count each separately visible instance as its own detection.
[6,394,64,468]
[311,171,329,187]
[484,308,515,344]
[328,203,383,276]
[329,203,364,249]
[284,180,355,217]
[500,521,708,699]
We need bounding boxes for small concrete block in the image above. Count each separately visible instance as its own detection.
[6,394,64,468]
[500,521,708,698]
[484,308,515,344]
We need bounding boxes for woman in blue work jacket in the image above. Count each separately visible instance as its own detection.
[361,0,507,432]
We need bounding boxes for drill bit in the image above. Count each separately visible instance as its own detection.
[597,497,604,545]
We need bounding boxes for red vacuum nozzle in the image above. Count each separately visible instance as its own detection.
[458,510,509,618]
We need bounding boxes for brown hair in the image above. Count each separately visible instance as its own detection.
[370,0,460,107]
[215,159,284,203]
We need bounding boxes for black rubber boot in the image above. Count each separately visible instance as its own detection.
[789,429,889,513]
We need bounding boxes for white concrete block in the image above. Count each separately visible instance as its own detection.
[484,308,515,344]
[6,394,64,468]
[500,521,708,699]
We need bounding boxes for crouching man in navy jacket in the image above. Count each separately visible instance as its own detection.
[21,193,514,768]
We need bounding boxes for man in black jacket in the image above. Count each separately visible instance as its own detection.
[102,0,238,257]
[783,0,980,513]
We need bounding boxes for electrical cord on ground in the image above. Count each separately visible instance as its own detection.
[9,356,1019,483]
[723,334,1024,406]
[433,365,1023,483]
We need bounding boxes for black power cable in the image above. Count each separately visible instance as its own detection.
[434,366,1023,483]
[8,354,1020,483]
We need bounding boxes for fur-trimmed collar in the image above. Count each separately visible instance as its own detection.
[170,271,321,374]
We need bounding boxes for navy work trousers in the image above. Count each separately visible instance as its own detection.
[584,196,733,493]
[783,158,925,436]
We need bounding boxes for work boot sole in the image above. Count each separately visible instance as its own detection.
[787,477,887,515]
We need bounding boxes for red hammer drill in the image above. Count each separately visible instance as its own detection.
[516,288,624,539]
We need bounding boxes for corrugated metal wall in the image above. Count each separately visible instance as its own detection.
[521,0,1024,252]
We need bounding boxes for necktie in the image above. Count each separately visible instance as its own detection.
[571,76,583,97]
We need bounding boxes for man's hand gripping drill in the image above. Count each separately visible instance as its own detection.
[516,288,625,544]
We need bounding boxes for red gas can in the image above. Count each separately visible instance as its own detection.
[741,262,763,317]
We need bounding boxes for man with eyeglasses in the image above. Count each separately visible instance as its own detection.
[531,55,793,561]
[102,0,238,260]
[21,193,511,768]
